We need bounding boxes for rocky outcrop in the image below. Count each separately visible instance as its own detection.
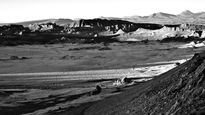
[180,24,205,31]
[28,23,64,32]
[68,19,205,41]
[116,26,201,41]
[0,24,30,36]
[69,19,163,33]
[0,18,205,45]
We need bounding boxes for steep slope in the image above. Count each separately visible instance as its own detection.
[84,51,205,115]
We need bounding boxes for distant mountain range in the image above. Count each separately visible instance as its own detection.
[0,19,73,27]
[17,18,74,26]
[122,10,205,24]
[1,10,205,26]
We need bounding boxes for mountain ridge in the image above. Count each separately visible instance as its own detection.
[1,10,205,26]
[0,19,74,27]
[122,10,205,24]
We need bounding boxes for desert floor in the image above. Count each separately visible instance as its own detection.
[0,42,200,73]
[0,41,204,115]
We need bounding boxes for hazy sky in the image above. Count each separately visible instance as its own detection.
[0,0,205,23]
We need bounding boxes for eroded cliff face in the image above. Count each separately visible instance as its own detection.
[68,19,205,41]
[1,19,205,39]
[69,19,163,33]
[1,19,205,45]
[117,24,205,41]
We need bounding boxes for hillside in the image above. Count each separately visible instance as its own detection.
[83,51,205,115]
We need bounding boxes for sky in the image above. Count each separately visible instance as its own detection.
[0,0,205,23]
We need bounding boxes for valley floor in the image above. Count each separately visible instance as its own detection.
[0,42,202,74]
[0,41,205,115]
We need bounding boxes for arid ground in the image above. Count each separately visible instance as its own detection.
[0,42,201,73]
[0,42,205,115]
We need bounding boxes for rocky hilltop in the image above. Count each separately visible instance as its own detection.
[84,51,205,115]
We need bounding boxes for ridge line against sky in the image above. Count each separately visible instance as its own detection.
[0,0,205,23]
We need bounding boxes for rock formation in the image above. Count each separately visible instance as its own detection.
[90,85,102,95]
[28,23,64,32]
[0,24,30,36]
[69,19,163,33]
[1,18,205,45]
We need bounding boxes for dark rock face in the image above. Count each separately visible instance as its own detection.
[181,24,205,31]
[164,24,181,30]
[0,23,66,46]
[0,24,30,35]
[69,19,163,33]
